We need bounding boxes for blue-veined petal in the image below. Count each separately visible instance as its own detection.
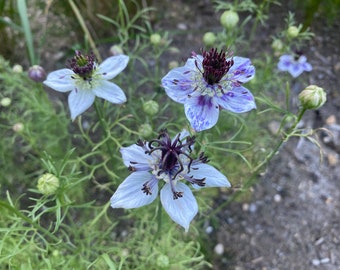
[110,171,158,209]
[217,86,256,113]
[160,182,198,232]
[92,80,126,104]
[189,163,230,189]
[68,88,95,120]
[228,56,255,83]
[162,66,196,104]
[120,144,154,171]
[100,55,129,80]
[43,69,74,92]
[184,95,219,132]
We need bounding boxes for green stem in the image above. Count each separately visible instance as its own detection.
[93,100,115,165]
[153,198,162,242]
[0,200,75,252]
[68,0,101,61]
[208,107,307,218]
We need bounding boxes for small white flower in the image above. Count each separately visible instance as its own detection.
[43,51,129,120]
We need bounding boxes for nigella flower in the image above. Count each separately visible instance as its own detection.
[110,129,230,231]
[277,52,312,78]
[161,48,256,132]
[43,51,129,120]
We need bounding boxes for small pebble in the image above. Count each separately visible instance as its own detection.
[274,194,282,203]
[214,243,224,255]
[205,226,213,234]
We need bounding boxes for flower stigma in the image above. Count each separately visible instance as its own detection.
[130,129,208,200]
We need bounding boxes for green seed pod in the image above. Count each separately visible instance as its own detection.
[37,173,60,195]
[156,254,170,268]
[1,97,11,107]
[138,123,153,138]
[220,10,239,29]
[298,85,326,110]
[203,32,217,47]
[287,26,299,38]
[143,100,159,116]
[150,33,162,46]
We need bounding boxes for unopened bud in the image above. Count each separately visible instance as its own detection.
[220,10,239,29]
[156,254,170,268]
[12,64,23,73]
[28,65,46,82]
[203,32,217,46]
[1,97,11,107]
[143,100,159,116]
[299,85,326,110]
[271,39,283,52]
[287,26,299,38]
[138,123,153,137]
[109,45,124,56]
[150,33,162,46]
[12,123,24,133]
[37,173,60,195]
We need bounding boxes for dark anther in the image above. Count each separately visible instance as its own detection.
[141,183,152,195]
[173,191,183,200]
[68,50,96,79]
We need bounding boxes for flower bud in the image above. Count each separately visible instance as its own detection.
[37,173,60,195]
[12,64,23,73]
[298,85,326,110]
[168,60,179,69]
[28,65,46,82]
[156,254,170,268]
[271,39,283,52]
[287,26,299,38]
[109,45,124,56]
[143,100,159,116]
[150,33,162,46]
[220,10,239,29]
[203,32,217,46]
[12,122,24,133]
[1,97,11,107]
[138,123,153,137]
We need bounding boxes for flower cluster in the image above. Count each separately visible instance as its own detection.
[44,51,129,120]
[161,48,256,131]
[110,129,230,231]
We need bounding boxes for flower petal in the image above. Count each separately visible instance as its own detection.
[161,60,197,104]
[229,56,255,83]
[92,80,126,104]
[160,182,198,232]
[184,95,220,132]
[43,69,75,92]
[189,163,230,189]
[99,55,129,80]
[277,55,293,71]
[110,171,158,209]
[217,86,256,113]
[68,89,95,120]
[120,144,154,171]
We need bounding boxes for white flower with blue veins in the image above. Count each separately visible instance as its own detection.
[161,48,256,132]
[43,51,129,120]
[110,129,231,231]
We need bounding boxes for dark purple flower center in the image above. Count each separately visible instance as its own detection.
[69,50,96,79]
[201,48,233,85]
[146,129,195,178]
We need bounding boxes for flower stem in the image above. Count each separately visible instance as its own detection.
[93,100,115,165]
